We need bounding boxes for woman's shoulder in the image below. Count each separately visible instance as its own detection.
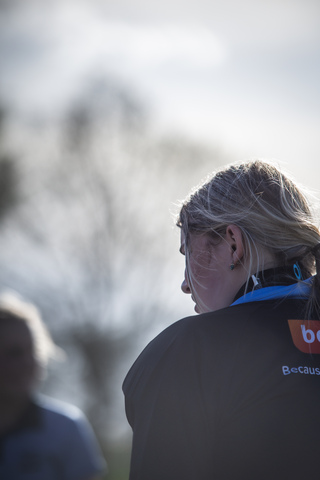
[127,301,271,364]
[123,298,305,392]
[123,302,262,394]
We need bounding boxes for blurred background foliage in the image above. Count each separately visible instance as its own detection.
[0,79,226,478]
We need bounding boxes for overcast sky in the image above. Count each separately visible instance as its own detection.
[1,0,320,189]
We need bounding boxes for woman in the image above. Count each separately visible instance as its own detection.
[123,160,320,480]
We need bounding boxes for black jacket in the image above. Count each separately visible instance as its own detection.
[123,298,320,479]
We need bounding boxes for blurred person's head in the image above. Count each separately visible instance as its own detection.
[0,292,59,401]
[178,160,320,314]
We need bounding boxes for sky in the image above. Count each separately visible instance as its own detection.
[0,0,320,190]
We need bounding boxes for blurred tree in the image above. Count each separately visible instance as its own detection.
[0,108,18,220]
[0,77,227,477]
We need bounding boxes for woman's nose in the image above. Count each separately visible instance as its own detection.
[181,276,191,294]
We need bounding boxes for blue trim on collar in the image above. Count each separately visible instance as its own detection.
[231,277,313,306]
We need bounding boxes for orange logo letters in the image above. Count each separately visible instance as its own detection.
[288,320,320,354]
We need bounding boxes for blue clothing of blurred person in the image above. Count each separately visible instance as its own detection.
[0,292,106,480]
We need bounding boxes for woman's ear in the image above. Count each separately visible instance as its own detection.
[225,225,244,264]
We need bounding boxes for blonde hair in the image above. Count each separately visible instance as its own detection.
[177,160,320,317]
[0,291,62,369]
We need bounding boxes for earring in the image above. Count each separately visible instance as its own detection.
[230,260,240,270]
